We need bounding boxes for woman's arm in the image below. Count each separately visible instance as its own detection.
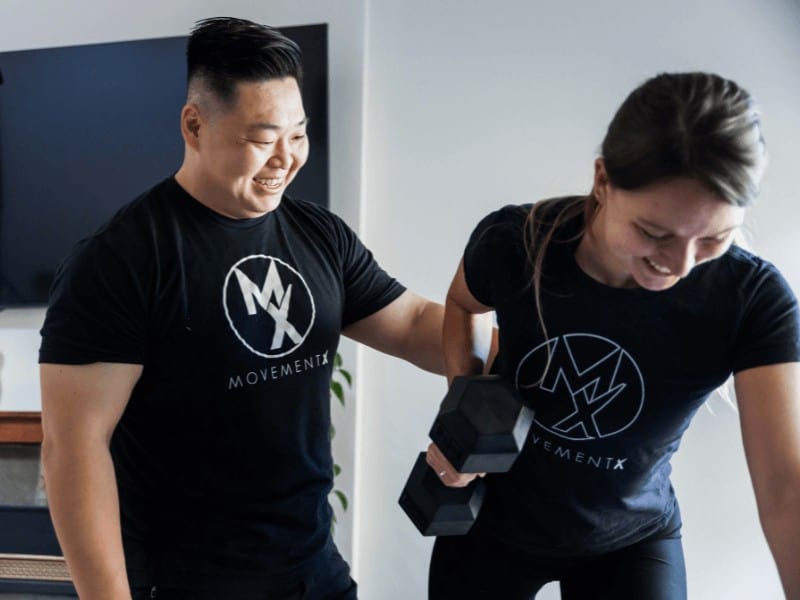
[735,362,800,599]
[442,259,494,384]
[427,259,495,487]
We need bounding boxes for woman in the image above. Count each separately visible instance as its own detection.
[426,72,800,599]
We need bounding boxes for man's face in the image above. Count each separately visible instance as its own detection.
[195,77,309,218]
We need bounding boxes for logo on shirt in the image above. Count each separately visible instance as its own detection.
[223,255,315,358]
[516,333,644,441]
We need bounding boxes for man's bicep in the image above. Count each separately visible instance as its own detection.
[343,291,445,373]
[342,291,422,351]
[40,362,143,444]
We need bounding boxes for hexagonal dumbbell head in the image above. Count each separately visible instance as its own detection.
[398,452,486,536]
[430,375,533,474]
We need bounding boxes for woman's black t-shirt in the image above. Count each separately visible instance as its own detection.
[463,202,800,556]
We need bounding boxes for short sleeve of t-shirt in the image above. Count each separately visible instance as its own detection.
[332,213,406,327]
[39,232,149,365]
[463,204,530,308]
[731,255,800,372]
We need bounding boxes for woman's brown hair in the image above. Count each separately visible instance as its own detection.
[523,72,766,379]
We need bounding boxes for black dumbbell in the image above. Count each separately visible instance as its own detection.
[398,374,533,536]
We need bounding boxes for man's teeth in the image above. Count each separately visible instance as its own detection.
[646,257,671,274]
[254,177,282,187]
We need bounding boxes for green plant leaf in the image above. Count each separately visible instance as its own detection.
[330,353,349,533]
[333,489,349,512]
[331,381,344,406]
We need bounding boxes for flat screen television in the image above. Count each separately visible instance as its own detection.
[0,23,328,308]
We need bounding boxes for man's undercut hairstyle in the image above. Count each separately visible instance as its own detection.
[187,17,303,109]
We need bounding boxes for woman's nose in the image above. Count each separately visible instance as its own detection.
[668,242,696,278]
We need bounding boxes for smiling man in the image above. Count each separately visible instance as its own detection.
[39,18,444,600]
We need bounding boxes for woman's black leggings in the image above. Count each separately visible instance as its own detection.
[429,513,686,600]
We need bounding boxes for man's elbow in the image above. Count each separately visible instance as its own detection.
[41,424,112,479]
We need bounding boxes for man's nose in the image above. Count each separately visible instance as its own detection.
[267,139,290,168]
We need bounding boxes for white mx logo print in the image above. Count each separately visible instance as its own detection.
[234,260,302,350]
[516,333,644,441]
[224,255,315,358]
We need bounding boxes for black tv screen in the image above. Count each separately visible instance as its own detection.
[0,23,328,308]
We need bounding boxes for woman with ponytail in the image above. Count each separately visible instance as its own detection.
[426,72,800,599]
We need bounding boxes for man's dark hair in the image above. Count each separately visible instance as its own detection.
[187,17,303,108]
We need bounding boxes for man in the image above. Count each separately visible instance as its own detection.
[39,18,443,599]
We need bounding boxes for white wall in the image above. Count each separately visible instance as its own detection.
[0,0,367,563]
[358,0,800,599]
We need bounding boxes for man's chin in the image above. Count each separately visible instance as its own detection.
[636,275,679,292]
[230,195,280,218]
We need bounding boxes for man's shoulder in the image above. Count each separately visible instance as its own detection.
[279,195,356,240]
[99,177,179,230]
[66,177,178,267]
[280,194,339,221]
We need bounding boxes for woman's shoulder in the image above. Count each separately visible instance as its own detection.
[719,244,787,280]
[477,203,532,228]
[477,196,582,229]
[470,196,585,252]
[468,204,530,253]
[703,244,796,304]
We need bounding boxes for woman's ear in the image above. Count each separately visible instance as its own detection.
[592,158,610,205]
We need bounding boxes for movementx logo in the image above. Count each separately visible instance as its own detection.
[223,255,316,359]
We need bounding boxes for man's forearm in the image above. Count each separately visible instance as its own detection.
[42,437,131,600]
[405,300,447,375]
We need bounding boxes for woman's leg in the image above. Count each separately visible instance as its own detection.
[429,531,553,600]
[561,518,687,600]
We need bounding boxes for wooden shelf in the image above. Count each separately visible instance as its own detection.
[0,412,43,444]
[0,554,70,582]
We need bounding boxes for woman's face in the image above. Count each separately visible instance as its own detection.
[578,160,746,291]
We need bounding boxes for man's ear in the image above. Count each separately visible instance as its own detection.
[180,104,203,149]
[592,157,610,205]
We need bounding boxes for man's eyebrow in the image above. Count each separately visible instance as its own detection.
[246,117,309,132]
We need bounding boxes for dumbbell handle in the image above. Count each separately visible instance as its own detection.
[398,452,487,537]
[399,375,533,537]
[431,375,534,473]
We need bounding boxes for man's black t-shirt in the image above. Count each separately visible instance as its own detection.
[463,201,800,557]
[39,177,405,587]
